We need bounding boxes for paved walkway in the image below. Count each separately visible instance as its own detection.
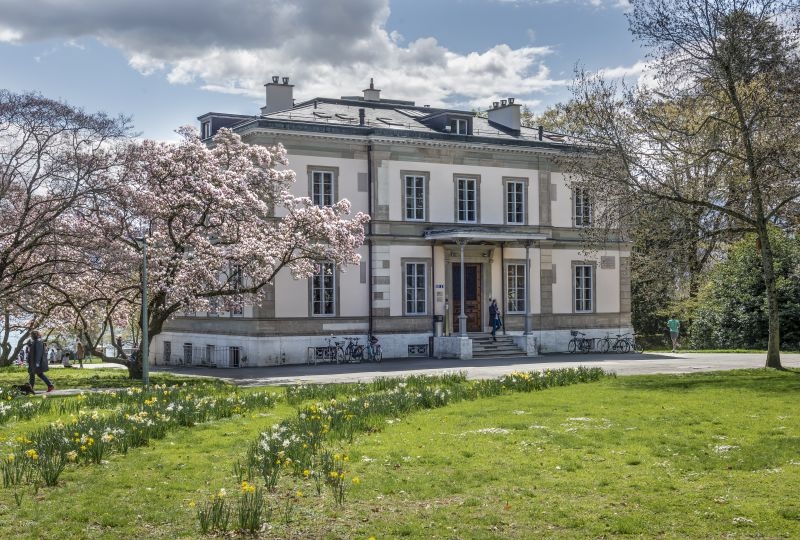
[148,351,800,386]
[25,352,798,394]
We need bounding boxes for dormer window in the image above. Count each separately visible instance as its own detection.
[450,118,468,135]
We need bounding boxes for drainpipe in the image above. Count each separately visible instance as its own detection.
[431,242,436,336]
[367,142,374,340]
[525,241,532,335]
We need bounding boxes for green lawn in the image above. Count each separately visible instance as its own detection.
[0,368,798,538]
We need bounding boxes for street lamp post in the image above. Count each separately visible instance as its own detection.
[136,237,149,388]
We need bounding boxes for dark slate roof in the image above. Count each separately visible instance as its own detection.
[200,96,570,148]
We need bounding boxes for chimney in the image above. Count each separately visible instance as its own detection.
[487,97,521,133]
[261,75,294,115]
[358,108,365,126]
[363,78,381,101]
[538,125,543,141]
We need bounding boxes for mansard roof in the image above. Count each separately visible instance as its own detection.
[199,95,571,149]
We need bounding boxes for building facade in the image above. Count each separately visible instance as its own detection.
[154,78,631,366]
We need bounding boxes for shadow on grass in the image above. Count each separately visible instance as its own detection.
[615,368,800,394]
[0,367,230,390]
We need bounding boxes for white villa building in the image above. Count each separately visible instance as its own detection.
[153,78,632,367]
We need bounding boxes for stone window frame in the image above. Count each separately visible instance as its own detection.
[401,170,429,222]
[309,261,340,317]
[183,343,193,365]
[229,262,244,316]
[453,173,481,224]
[307,165,339,207]
[505,260,527,314]
[572,261,597,313]
[503,177,528,225]
[573,185,593,228]
[402,258,431,316]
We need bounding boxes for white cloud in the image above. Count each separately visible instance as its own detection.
[493,0,629,7]
[0,27,23,42]
[1,0,572,110]
[595,60,658,90]
[598,60,649,80]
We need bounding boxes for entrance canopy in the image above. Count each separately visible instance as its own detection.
[423,228,549,244]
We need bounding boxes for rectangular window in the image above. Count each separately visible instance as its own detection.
[312,170,334,206]
[506,263,526,313]
[506,180,525,224]
[574,187,592,227]
[405,262,427,315]
[208,297,219,317]
[450,118,468,134]
[404,175,425,221]
[230,263,243,316]
[574,265,594,312]
[201,121,211,139]
[312,262,336,316]
[457,177,477,223]
[183,343,193,365]
[206,344,215,365]
[230,346,241,368]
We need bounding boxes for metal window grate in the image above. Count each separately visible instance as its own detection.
[408,344,428,357]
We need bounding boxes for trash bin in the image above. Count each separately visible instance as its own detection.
[433,314,444,337]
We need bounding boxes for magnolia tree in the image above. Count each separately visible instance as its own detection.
[99,127,369,378]
[0,90,130,365]
[0,95,369,374]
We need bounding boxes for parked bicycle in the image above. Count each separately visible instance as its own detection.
[624,333,644,354]
[597,333,644,354]
[567,330,594,353]
[343,337,364,362]
[364,335,382,363]
[598,334,629,353]
[322,335,345,364]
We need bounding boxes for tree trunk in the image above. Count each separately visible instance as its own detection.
[757,225,783,369]
[0,341,10,367]
[126,357,143,380]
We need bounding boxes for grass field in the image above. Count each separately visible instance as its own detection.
[0,366,798,538]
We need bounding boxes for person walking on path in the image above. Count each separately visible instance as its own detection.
[27,330,54,393]
[489,299,501,342]
[76,341,85,368]
[667,317,681,353]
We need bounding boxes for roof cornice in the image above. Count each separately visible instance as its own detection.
[234,122,578,156]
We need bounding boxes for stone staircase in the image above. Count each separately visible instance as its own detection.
[469,333,527,359]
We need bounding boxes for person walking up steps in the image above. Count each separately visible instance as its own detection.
[489,299,501,342]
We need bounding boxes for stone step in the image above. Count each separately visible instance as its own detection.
[467,333,526,358]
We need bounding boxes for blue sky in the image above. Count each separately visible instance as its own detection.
[0,0,647,141]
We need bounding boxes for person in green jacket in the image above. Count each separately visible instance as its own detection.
[667,317,680,353]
